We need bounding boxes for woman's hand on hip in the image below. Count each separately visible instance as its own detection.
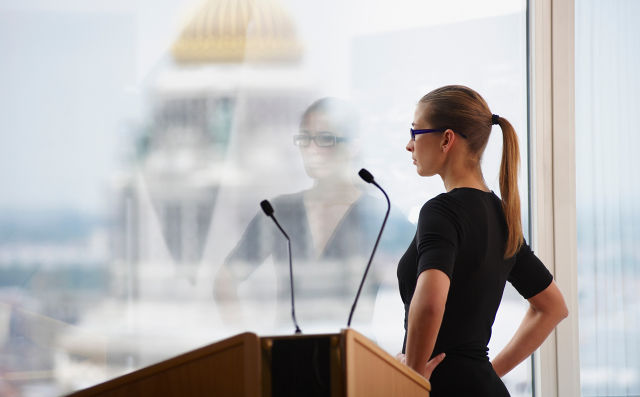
[424,352,446,379]
[396,352,446,380]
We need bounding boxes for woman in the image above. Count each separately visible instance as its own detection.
[397,85,568,395]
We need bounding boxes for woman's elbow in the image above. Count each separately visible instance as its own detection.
[531,301,567,325]
[559,301,569,321]
[529,281,569,322]
[555,287,569,321]
[548,293,569,324]
[547,296,569,324]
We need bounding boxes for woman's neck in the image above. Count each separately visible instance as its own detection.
[440,166,489,192]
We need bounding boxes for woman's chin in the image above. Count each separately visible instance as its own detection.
[305,167,345,181]
[416,167,435,177]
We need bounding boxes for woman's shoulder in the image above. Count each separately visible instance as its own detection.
[271,191,305,206]
[418,189,485,232]
[418,192,464,225]
[268,192,307,217]
[421,189,470,214]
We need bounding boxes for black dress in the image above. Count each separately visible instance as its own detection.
[397,188,553,396]
[224,191,414,323]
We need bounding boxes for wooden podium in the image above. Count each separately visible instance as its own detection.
[68,329,430,397]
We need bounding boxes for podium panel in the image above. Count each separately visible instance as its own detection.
[68,329,429,397]
[343,329,431,396]
[68,332,261,397]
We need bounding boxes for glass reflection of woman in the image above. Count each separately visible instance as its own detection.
[294,98,363,256]
[397,85,568,396]
[215,97,412,326]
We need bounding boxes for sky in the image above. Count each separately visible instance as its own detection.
[0,0,525,215]
[0,0,189,214]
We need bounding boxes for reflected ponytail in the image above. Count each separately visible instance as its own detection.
[496,116,523,258]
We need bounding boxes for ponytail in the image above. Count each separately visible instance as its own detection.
[419,85,524,258]
[497,116,523,258]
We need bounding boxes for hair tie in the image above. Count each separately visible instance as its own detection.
[491,114,500,125]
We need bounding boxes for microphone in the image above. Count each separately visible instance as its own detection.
[358,168,374,183]
[260,199,302,334]
[347,169,391,327]
[260,200,274,216]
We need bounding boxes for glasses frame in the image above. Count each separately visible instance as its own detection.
[293,133,348,147]
[410,128,468,140]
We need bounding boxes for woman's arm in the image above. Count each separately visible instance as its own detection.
[491,281,568,377]
[405,268,450,378]
[214,265,244,323]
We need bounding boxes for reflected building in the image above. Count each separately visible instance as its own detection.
[58,0,312,392]
[112,0,308,292]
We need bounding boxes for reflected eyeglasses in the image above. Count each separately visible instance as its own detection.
[293,133,347,147]
[410,128,468,140]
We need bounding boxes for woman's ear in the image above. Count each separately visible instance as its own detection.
[440,129,456,153]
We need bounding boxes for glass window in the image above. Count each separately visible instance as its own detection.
[0,0,532,395]
[576,0,640,395]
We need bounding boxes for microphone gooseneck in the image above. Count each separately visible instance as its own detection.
[347,169,391,327]
[260,200,302,334]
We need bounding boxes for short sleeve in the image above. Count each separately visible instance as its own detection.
[508,241,554,299]
[415,196,462,279]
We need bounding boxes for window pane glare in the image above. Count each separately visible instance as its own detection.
[0,1,531,395]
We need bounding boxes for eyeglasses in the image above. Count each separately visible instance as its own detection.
[293,132,347,147]
[410,128,468,141]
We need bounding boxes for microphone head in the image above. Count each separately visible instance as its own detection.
[358,168,375,183]
[260,200,274,216]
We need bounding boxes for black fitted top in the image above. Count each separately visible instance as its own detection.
[398,188,553,358]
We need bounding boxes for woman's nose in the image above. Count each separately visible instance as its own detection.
[406,139,414,152]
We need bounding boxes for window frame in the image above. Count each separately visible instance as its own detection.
[528,0,581,395]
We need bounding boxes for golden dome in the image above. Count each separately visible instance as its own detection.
[171,0,303,63]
